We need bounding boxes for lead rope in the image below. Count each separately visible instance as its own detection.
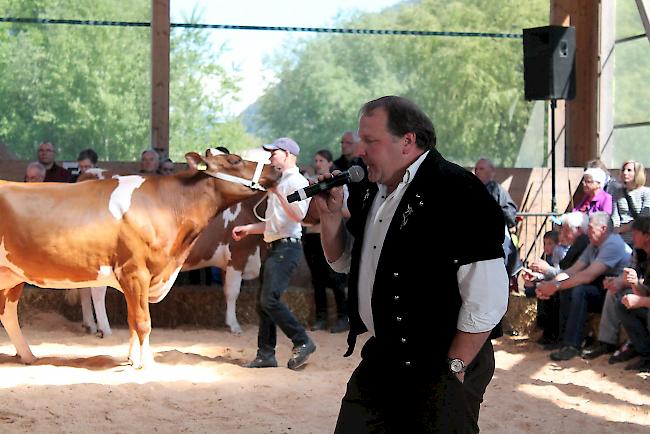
[253,192,270,222]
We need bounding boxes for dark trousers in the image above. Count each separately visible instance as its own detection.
[537,295,561,341]
[559,284,606,349]
[616,302,650,360]
[256,242,308,359]
[302,233,348,320]
[334,338,495,434]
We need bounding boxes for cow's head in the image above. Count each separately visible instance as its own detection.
[185,148,280,194]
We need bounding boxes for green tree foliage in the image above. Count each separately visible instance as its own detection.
[0,0,253,162]
[253,0,547,166]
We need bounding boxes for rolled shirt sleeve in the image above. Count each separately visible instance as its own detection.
[456,258,509,333]
[327,231,354,274]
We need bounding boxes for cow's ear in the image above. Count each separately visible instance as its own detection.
[185,152,208,171]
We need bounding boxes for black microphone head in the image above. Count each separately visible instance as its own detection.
[348,165,365,183]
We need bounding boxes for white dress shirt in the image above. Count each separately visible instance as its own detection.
[264,166,310,242]
[330,151,508,336]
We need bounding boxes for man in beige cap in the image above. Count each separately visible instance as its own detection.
[233,138,316,370]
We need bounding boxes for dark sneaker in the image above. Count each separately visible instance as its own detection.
[330,317,350,334]
[543,341,562,351]
[581,342,616,360]
[624,358,650,372]
[310,319,328,331]
[609,341,638,364]
[287,339,316,370]
[244,356,278,368]
[550,346,581,361]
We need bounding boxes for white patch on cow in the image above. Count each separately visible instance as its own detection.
[148,266,182,303]
[98,265,112,276]
[221,203,242,229]
[0,237,27,278]
[187,243,231,271]
[242,246,262,280]
[108,175,146,220]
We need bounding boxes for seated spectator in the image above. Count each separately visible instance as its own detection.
[37,141,71,182]
[611,160,650,246]
[536,211,632,361]
[24,161,46,183]
[581,246,647,362]
[573,168,613,215]
[303,149,350,333]
[615,216,650,372]
[140,149,160,175]
[72,148,99,182]
[523,230,565,346]
[159,158,175,175]
[585,159,618,194]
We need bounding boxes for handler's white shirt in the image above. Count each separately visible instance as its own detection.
[330,151,508,336]
[264,166,310,242]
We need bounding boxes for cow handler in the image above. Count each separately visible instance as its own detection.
[233,138,316,370]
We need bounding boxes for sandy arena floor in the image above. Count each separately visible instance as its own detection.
[0,310,648,433]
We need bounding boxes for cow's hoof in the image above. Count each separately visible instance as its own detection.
[20,354,37,365]
[82,324,97,335]
[96,330,112,339]
[229,324,243,335]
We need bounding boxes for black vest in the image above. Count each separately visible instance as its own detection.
[344,149,505,373]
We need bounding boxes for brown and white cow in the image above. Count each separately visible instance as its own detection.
[182,192,267,333]
[0,150,279,368]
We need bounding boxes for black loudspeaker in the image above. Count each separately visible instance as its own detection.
[523,25,576,100]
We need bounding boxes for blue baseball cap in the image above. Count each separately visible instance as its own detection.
[263,137,300,156]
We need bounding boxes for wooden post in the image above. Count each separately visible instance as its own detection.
[551,0,600,167]
[599,0,616,166]
[151,0,170,159]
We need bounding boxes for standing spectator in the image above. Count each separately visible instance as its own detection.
[573,168,613,215]
[24,162,46,183]
[316,96,507,432]
[37,141,71,182]
[334,131,362,171]
[612,160,650,246]
[474,157,522,298]
[536,212,632,361]
[139,149,160,175]
[232,138,316,370]
[303,149,349,333]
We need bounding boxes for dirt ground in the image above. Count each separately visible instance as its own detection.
[0,310,648,434]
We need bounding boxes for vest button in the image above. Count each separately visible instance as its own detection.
[401,337,407,343]
[394,295,400,301]
[393,272,399,278]
[396,316,402,322]
[404,361,411,367]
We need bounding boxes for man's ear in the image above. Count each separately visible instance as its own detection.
[185,152,208,171]
[402,132,417,154]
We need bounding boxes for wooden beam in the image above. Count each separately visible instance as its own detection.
[599,0,616,166]
[636,0,650,45]
[151,0,170,159]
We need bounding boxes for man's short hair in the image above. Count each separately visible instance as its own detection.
[632,216,650,235]
[360,96,436,150]
[26,161,46,177]
[543,230,559,244]
[589,211,613,232]
[561,211,589,232]
[141,149,160,162]
[77,148,99,165]
[342,131,360,143]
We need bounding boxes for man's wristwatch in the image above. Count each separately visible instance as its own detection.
[448,358,466,374]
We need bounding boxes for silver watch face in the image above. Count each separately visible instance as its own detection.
[450,358,465,373]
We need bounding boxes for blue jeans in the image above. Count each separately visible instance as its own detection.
[559,284,606,349]
[256,241,307,359]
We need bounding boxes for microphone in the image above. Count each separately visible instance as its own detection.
[287,165,365,203]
